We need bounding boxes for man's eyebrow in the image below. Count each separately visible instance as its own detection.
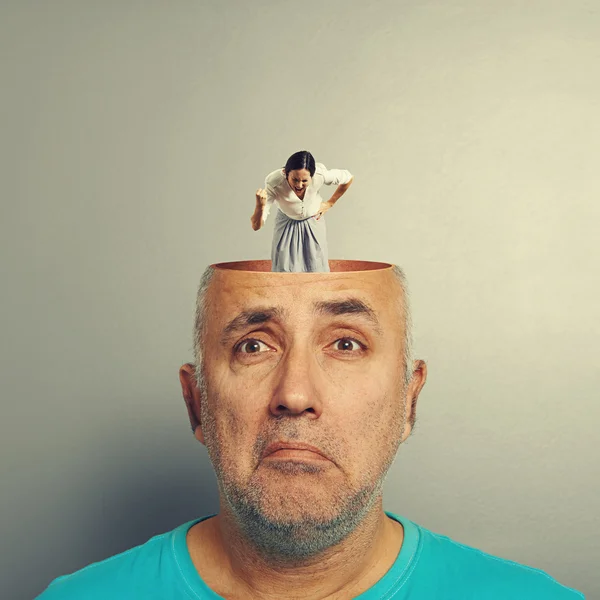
[222,307,284,337]
[313,298,382,332]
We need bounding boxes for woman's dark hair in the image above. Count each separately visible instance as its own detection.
[284,150,316,177]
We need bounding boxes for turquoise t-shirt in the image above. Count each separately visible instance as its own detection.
[36,512,584,599]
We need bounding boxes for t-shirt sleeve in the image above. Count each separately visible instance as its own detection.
[318,163,353,186]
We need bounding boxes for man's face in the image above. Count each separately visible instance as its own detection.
[183,269,424,556]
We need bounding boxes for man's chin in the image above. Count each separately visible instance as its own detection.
[250,469,344,519]
[257,497,342,528]
[239,479,376,531]
[219,472,382,560]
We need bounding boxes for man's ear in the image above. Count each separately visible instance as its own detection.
[402,360,427,441]
[179,363,205,444]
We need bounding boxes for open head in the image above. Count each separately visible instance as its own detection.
[179,260,427,562]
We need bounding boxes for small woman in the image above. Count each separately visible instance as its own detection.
[250,150,354,272]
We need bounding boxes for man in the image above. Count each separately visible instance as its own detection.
[37,260,583,599]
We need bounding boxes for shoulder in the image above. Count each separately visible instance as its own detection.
[313,163,352,186]
[35,522,195,600]
[265,168,285,187]
[311,163,328,185]
[416,524,584,599]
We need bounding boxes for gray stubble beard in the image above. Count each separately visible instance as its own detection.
[198,380,407,565]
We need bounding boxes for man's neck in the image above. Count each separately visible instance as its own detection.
[186,505,404,600]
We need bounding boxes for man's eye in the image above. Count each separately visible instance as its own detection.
[332,338,363,352]
[236,339,270,354]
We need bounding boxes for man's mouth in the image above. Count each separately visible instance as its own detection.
[262,441,331,463]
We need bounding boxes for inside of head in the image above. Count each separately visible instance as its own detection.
[211,260,393,273]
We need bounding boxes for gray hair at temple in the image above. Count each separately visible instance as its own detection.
[192,265,414,393]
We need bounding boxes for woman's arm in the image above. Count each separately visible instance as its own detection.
[327,175,354,206]
[316,175,354,220]
[250,188,268,231]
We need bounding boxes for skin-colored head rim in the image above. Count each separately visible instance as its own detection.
[210,259,394,274]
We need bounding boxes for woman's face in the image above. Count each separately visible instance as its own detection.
[286,168,311,197]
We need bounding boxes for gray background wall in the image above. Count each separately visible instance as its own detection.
[1,1,598,598]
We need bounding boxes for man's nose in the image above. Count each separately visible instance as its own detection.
[269,347,322,418]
